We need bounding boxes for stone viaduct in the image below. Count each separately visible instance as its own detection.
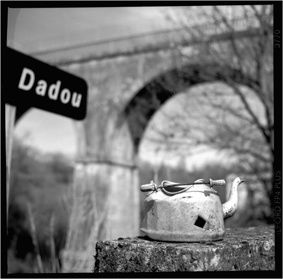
[19,18,259,271]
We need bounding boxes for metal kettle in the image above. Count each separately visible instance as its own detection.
[140,177,244,242]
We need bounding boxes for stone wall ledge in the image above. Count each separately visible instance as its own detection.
[94,226,275,272]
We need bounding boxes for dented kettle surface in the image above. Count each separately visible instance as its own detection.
[140,177,243,242]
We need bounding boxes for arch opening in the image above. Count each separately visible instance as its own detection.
[123,63,258,152]
[13,108,77,157]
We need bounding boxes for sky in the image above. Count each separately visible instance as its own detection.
[14,109,77,156]
[8,7,175,53]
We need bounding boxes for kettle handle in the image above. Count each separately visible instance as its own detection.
[140,179,226,192]
[209,179,226,187]
[140,180,157,192]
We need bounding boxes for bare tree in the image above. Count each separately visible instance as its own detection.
[144,5,273,210]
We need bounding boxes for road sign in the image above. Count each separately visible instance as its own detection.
[4,47,88,120]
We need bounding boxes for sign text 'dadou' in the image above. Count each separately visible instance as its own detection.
[5,47,88,120]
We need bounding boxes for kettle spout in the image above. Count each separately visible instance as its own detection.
[222,177,245,219]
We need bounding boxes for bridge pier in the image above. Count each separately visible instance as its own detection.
[62,115,140,272]
[62,161,139,272]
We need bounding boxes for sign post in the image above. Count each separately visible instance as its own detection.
[5,104,16,215]
[4,47,88,217]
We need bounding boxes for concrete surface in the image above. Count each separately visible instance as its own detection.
[94,226,275,272]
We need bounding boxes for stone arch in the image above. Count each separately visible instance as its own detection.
[123,62,258,152]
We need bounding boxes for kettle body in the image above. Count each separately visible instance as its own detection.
[141,183,225,242]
